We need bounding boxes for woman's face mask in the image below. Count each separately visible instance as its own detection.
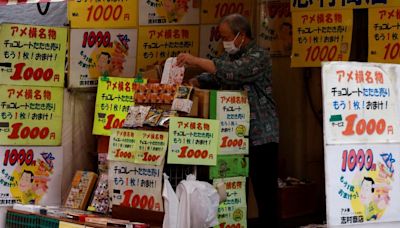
[223,32,242,54]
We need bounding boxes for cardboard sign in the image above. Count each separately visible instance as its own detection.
[291,10,352,67]
[0,146,62,206]
[92,77,139,136]
[322,62,400,144]
[108,129,168,166]
[108,161,164,212]
[0,24,67,87]
[209,155,249,179]
[201,0,252,24]
[68,0,138,28]
[258,0,292,56]
[137,25,199,72]
[325,144,400,226]
[213,177,247,228]
[0,85,63,145]
[69,29,138,88]
[368,7,400,64]
[168,117,220,166]
[139,0,199,25]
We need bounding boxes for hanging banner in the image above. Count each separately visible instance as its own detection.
[92,77,138,136]
[210,91,249,155]
[291,0,400,11]
[139,0,199,25]
[0,0,64,5]
[201,0,252,24]
[137,25,199,72]
[0,85,63,145]
[213,177,247,228]
[68,0,137,28]
[199,24,224,59]
[291,10,352,67]
[0,2,68,26]
[69,28,138,88]
[322,61,400,144]
[368,7,400,64]
[0,24,67,87]
[108,161,164,212]
[0,146,62,206]
[258,0,292,56]
[325,144,400,226]
[209,155,249,179]
[168,117,220,166]
[108,129,168,166]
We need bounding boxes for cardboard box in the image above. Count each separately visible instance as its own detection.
[279,183,317,219]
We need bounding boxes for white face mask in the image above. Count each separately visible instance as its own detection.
[223,32,243,54]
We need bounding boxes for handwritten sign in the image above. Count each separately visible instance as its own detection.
[108,161,163,212]
[0,146,62,206]
[0,24,67,87]
[368,7,400,64]
[291,0,400,11]
[211,91,249,155]
[325,144,400,226]
[199,25,225,59]
[168,117,220,166]
[69,29,138,88]
[137,26,199,72]
[213,177,247,228]
[209,155,248,179]
[0,85,63,145]
[68,0,137,28]
[139,0,199,25]
[201,0,252,24]
[108,129,168,166]
[92,77,139,136]
[258,0,292,56]
[291,10,352,67]
[322,62,400,144]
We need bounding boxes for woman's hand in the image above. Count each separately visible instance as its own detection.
[177,53,197,67]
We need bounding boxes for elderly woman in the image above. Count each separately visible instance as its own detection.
[177,13,280,227]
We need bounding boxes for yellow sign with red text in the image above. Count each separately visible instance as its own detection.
[291,0,400,11]
[201,0,252,24]
[291,10,353,67]
[68,0,138,28]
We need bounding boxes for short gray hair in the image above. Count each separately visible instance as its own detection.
[220,14,252,39]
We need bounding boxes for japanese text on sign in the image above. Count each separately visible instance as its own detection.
[109,161,163,212]
[168,117,220,166]
[0,85,63,146]
[322,62,400,144]
[291,10,352,67]
[0,24,67,87]
[291,0,399,11]
[137,26,199,72]
[108,129,168,166]
[68,0,138,28]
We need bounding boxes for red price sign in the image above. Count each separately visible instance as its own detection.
[114,149,134,160]
[305,45,338,62]
[220,136,245,149]
[201,0,252,24]
[342,114,387,136]
[3,148,35,166]
[120,189,156,210]
[177,146,210,159]
[104,114,125,130]
[11,63,59,83]
[82,31,112,48]
[341,149,376,172]
[68,0,137,28]
[142,152,161,162]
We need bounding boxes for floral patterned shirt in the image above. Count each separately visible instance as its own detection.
[197,40,279,146]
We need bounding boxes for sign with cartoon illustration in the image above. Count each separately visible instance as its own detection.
[0,146,62,206]
[0,85,63,145]
[168,117,220,166]
[69,29,137,88]
[68,0,138,28]
[108,161,164,212]
[213,176,247,228]
[139,0,199,25]
[322,62,400,144]
[258,0,292,56]
[325,144,400,226]
[0,24,67,87]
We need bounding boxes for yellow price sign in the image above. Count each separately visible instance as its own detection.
[68,0,138,28]
[201,0,252,24]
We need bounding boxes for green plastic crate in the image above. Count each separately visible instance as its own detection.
[37,216,59,228]
[6,211,38,228]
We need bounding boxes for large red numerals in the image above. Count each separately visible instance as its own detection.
[342,114,386,136]
[11,63,54,81]
[220,136,243,148]
[341,149,374,172]
[383,43,400,60]
[87,5,122,22]
[8,123,50,140]
[104,114,125,130]
[120,190,155,210]
[305,45,337,62]
[215,3,244,18]
[3,149,34,166]
[82,31,112,48]
[178,146,208,159]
